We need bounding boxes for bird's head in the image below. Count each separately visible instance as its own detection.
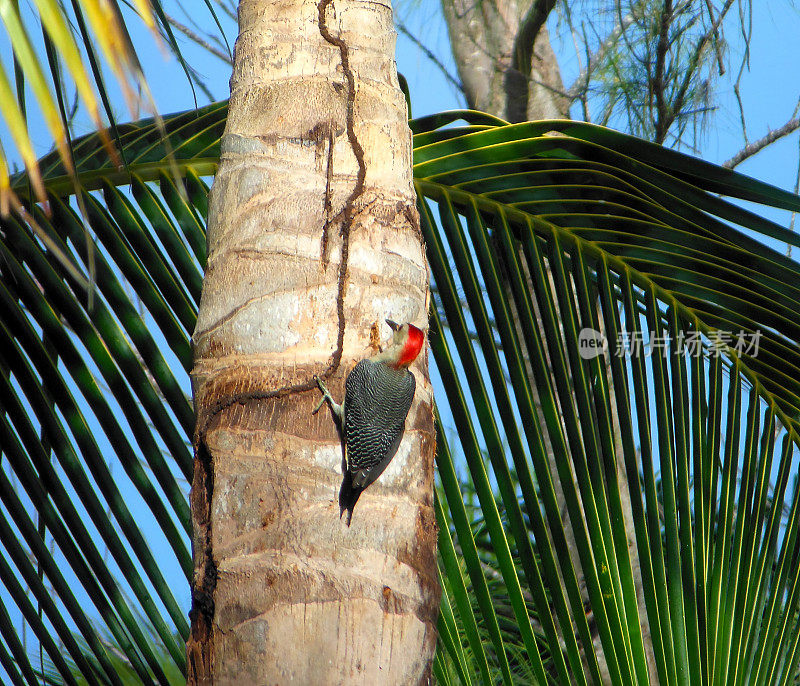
[384,319,425,368]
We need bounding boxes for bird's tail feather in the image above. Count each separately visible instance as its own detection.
[338,470,364,527]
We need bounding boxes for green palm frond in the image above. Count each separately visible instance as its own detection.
[12,101,226,198]
[0,0,229,208]
[418,113,800,684]
[2,105,800,685]
[34,620,185,686]
[0,109,213,682]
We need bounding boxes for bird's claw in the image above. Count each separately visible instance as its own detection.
[312,375,332,415]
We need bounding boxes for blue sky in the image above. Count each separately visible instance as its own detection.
[116,1,800,225]
[4,2,800,199]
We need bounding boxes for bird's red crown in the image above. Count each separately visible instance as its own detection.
[396,323,425,368]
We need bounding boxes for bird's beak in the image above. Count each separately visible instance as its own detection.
[385,319,400,331]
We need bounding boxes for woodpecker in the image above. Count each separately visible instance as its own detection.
[313,319,425,525]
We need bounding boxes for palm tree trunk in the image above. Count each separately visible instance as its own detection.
[186,0,439,681]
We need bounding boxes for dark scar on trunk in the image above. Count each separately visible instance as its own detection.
[193,0,367,454]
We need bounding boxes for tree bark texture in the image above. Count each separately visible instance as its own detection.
[441,0,568,121]
[186,0,440,682]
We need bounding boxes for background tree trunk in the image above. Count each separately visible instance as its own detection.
[186,0,440,681]
[441,0,568,120]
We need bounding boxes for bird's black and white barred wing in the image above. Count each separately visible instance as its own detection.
[343,359,416,488]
